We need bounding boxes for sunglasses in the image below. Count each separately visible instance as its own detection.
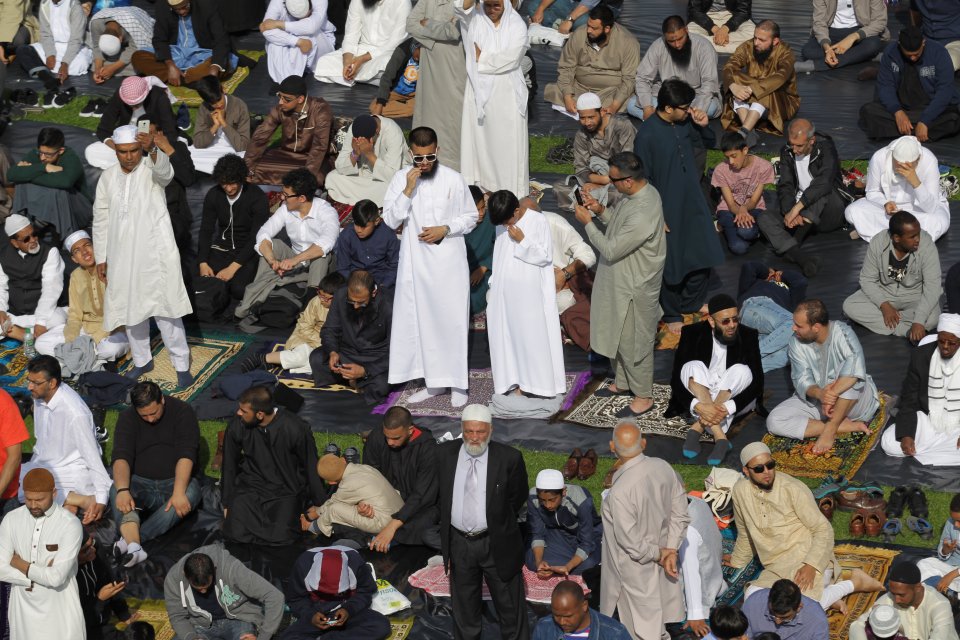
[718,315,740,326]
[747,460,776,474]
[412,153,437,163]
[15,232,37,243]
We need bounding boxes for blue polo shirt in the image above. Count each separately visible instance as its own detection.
[742,588,830,640]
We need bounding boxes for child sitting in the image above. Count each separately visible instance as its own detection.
[918,493,960,596]
[711,132,775,255]
[335,199,400,289]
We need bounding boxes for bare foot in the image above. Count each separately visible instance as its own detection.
[606,384,625,393]
[838,419,870,435]
[812,432,836,455]
[666,321,683,335]
[629,397,654,413]
[849,568,885,593]
[827,599,848,615]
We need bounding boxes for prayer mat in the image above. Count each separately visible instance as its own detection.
[656,311,706,350]
[715,536,763,607]
[372,369,591,419]
[264,342,360,394]
[168,50,266,107]
[0,337,31,397]
[117,332,254,402]
[762,393,895,480]
[829,544,900,640]
[387,616,414,640]
[408,563,589,603]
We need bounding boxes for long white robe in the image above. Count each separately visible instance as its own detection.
[262,0,336,84]
[487,210,565,396]
[382,164,478,388]
[457,0,529,195]
[92,150,193,330]
[0,504,84,640]
[313,0,411,86]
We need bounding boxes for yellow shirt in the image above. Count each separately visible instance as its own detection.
[285,296,329,351]
[64,267,121,344]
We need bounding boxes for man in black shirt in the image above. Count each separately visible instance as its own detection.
[110,381,201,567]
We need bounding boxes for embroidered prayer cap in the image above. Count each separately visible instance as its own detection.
[168,0,188,6]
[22,468,55,493]
[119,76,150,106]
[708,293,738,315]
[99,34,122,57]
[739,441,771,466]
[575,92,602,111]
[891,136,921,163]
[4,214,30,238]
[278,75,307,97]
[461,403,492,424]
[285,0,310,19]
[305,546,358,595]
[938,313,960,337]
[352,114,377,139]
[535,469,565,491]
[887,560,921,585]
[112,124,139,145]
[63,230,91,252]
[317,453,347,482]
[868,605,901,638]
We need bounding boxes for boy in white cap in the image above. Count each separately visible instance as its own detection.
[526,468,602,577]
[260,0,335,89]
[844,135,950,242]
[0,214,67,355]
[572,91,636,207]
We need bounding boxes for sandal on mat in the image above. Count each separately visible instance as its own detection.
[906,516,934,540]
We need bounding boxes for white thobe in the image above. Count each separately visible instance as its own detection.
[882,412,960,466]
[325,115,412,206]
[313,0,411,86]
[457,0,529,196]
[0,504,84,640]
[92,151,192,330]
[844,140,950,242]
[543,210,596,314]
[262,0,335,84]
[680,338,754,433]
[19,384,112,505]
[382,164,478,388]
[32,0,92,77]
[488,210,565,396]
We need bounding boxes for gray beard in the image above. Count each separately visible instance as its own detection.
[464,439,490,457]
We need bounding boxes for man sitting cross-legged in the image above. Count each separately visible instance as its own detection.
[766,299,879,455]
[666,293,763,466]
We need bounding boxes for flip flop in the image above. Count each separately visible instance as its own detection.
[706,439,732,466]
[882,518,901,543]
[594,386,632,398]
[906,516,934,540]
[682,428,702,459]
[614,403,655,419]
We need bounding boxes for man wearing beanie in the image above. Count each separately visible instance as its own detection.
[850,560,958,640]
[245,74,334,186]
[881,313,960,465]
[665,292,763,465]
[571,91,636,208]
[436,404,529,639]
[326,113,411,207]
[732,441,884,613]
[260,0,335,88]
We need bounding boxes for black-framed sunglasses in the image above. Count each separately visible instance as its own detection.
[15,231,37,243]
[412,153,437,163]
[748,460,776,474]
[718,315,740,326]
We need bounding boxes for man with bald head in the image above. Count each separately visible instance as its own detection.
[600,422,689,639]
[759,118,845,278]
[881,314,960,465]
[0,467,85,639]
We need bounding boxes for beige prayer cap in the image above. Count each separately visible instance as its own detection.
[576,92,602,111]
[461,404,492,424]
[892,136,921,163]
[939,314,960,338]
[4,214,30,238]
[22,468,55,493]
[317,454,347,483]
[739,441,771,466]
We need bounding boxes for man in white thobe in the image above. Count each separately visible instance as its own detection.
[845,135,950,242]
[679,496,726,638]
[261,0,335,86]
[601,422,689,640]
[458,0,529,196]
[92,125,193,388]
[326,113,411,207]
[382,126,478,407]
[19,356,112,525]
[313,0,411,86]
[486,190,565,398]
[0,468,84,640]
[882,314,960,465]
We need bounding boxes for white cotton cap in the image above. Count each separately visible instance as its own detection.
[535,469,565,491]
[99,34,122,57]
[63,230,90,252]
[938,313,960,338]
[112,124,139,145]
[286,0,310,19]
[739,441,771,466]
[4,214,30,237]
[868,604,901,638]
[461,403,492,424]
[892,136,921,163]
[576,92,602,111]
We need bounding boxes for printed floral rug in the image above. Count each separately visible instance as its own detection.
[829,544,900,640]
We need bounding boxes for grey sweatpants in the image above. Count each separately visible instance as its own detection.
[842,290,940,337]
[235,239,331,319]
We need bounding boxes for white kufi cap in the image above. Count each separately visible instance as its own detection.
[63,230,90,252]
[99,34,122,57]
[535,469,565,491]
[285,0,310,18]
[892,136,921,163]
[739,441,771,466]
[575,92,602,111]
[112,124,139,145]
[4,214,30,237]
[938,313,960,338]
[461,403,492,424]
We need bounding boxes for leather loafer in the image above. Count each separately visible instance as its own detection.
[563,448,582,480]
[849,512,866,537]
[818,496,835,521]
[865,509,886,537]
[837,489,886,513]
[577,449,598,480]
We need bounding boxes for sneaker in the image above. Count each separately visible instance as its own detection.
[79,99,96,117]
[10,88,38,107]
[90,98,105,118]
[42,87,75,109]
[95,425,109,445]
[176,102,190,131]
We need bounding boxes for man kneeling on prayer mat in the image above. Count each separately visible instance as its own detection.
[881,314,960,465]
[0,468,85,640]
[665,293,764,465]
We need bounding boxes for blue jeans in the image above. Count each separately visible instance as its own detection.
[716,208,761,255]
[175,618,255,640]
[626,95,721,120]
[740,296,793,372]
[522,0,614,30]
[111,475,202,542]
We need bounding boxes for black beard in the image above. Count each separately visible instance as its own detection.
[754,46,773,65]
[361,0,378,7]
[752,476,774,491]
[240,416,260,428]
[419,161,439,180]
[348,304,372,323]
[713,325,739,345]
[665,38,693,67]
[587,31,607,46]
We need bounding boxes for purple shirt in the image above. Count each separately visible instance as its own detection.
[742,589,830,640]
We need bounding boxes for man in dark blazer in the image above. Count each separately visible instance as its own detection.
[437,404,529,640]
[665,293,764,465]
[687,0,754,53]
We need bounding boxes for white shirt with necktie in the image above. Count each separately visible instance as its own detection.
[450,444,488,533]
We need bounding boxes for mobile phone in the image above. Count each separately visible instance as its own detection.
[137,120,150,135]
[574,187,584,206]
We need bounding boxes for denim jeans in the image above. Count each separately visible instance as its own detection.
[521,0,619,30]
[175,618,255,640]
[625,94,722,120]
[111,475,202,542]
[717,208,761,255]
[740,296,793,372]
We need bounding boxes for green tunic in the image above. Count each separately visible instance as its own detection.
[465,215,495,314]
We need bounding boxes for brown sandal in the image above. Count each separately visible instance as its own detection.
[818,496,836,521]
[849,512,866,537]
[864,509,887,537]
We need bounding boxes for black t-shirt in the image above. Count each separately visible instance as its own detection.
[111,396,200,480]
[888,250,909,283]
[192,586,226,620]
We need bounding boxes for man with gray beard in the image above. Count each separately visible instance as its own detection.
[437,404,528,640]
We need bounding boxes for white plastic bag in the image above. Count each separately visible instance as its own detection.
[369,563,412,615]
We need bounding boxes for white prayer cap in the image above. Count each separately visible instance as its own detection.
[892,136,921,163]
[4,214,30,238]
[938,313,960,337]
[63,230,90,252]
[739,441,771,466]
[575,92,602,111]
[99,34,122,57]
[868,605,901,638]
[535,469,565,491]
[461,403,492,424]
[285,0,310,19]
[112,124,139,145]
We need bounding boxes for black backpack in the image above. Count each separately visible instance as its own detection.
[194,276,230,322]
[255,282,309,328]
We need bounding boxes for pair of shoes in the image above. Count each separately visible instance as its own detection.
[322,442,360,464]
[812,474,850,500]
[849,509,886,537]
[614,402,655,419]
[176,102,191,131]
[563,448,582,480]
[42,86,75,109]
[837,489,886,512]
[906,515,934,540]
[9,88,38,107]
[577,449,597,480]
[79,97,105,118]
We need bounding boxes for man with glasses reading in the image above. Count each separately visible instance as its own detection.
[665,293,763,466]
[730,441,884,615]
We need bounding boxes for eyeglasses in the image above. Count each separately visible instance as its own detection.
[26,376,51,388]
[14,232,37,243]
[748,460,776,474]
[718,315,740,326]
[412,153,437,163]
[610,175,632,183]
[278,192,300,201]
[277,94,297,103]
[37,149,61,158]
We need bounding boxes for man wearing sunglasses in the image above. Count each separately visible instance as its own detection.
[731,441,885,616]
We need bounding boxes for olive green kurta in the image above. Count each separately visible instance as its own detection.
[721,40,800,135]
